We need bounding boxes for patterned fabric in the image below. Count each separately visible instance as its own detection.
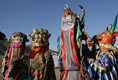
[2,45,29,80]
[29,51,56,80]
[87,50,118,80]
[85,15,118,80]
[5,47,21,80]
[30,53,45,80]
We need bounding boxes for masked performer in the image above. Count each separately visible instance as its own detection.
[58,5,91,80]
[29,28,56,80]
[83,15,118,80]
[1,32,29,80]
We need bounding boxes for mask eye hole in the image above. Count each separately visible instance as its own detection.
[103,37,107,41]
[102,33,105,36]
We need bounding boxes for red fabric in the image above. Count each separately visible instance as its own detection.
[60,27,80,71]
[70,27,80,68]
[5,47,13,80]
[112,32,118,37]
[34,47,42,53]
[14,75,18,80]
[60,30,67,71]
[60,71,65,80]
[29,47,45,59]
[29,50,35,59]
[5,47,21,80]
[65,71,68,80]
[80,74,84,79]
[18,48,21,61]
[34,47,45,54]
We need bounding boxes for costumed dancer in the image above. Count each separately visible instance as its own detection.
[58,5,91,80]
[29,28,56,80]
[84,15,118,80]
[1,32,29,80]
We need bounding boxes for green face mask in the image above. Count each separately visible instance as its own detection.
[12,35,23,44]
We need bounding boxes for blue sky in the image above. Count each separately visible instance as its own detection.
[0,0,118,51]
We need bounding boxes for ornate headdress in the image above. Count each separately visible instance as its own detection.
[10,32,29,42]
[29,28,51,48]
[63,5,76,17]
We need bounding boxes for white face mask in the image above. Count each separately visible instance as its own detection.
[61,15,75,31]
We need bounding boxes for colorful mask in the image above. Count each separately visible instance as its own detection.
[96,15,118,44]
[29,28,51,49]
[61,8,76,31]
[10,32,29,48]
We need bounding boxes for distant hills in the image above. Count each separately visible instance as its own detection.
[0,40,9,55]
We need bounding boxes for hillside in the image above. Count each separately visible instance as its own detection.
[0,40,10,55]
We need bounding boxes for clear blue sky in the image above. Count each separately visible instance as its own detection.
[0,0,118,51]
